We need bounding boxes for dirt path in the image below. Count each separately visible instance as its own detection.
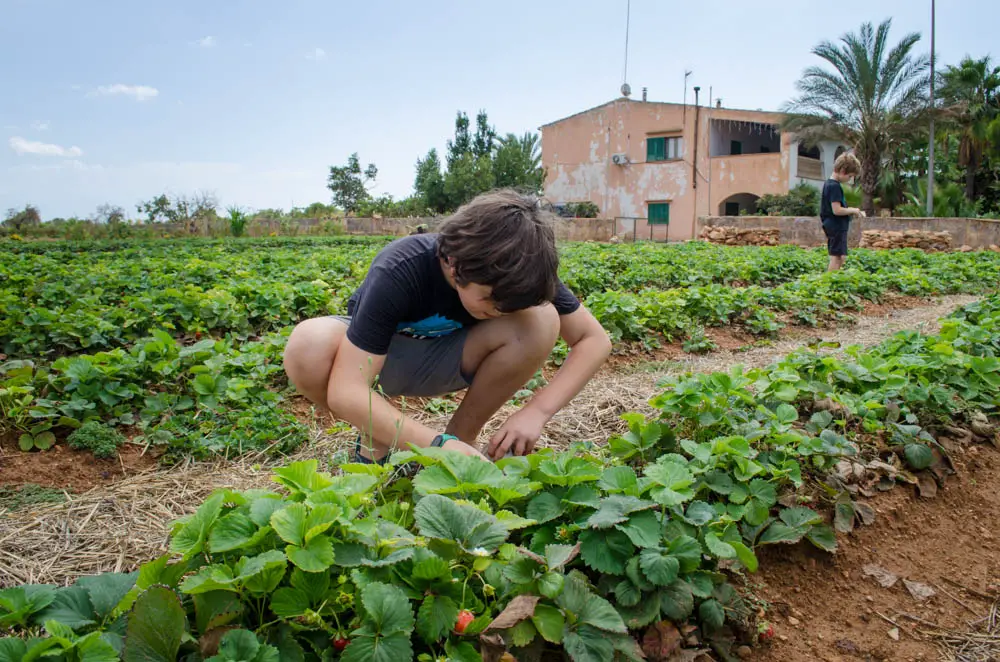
[0,294,984,594]
[752,443,1000,662]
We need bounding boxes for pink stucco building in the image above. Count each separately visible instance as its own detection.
[540,97,847,240]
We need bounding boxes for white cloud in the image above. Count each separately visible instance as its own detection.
[92,84,159,102]
[195,35,216,48]
[30,120,50,131]
[306,47,326,61]
[9,136,83,158]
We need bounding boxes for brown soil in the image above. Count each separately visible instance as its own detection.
[0,436,158,492]
[752,444,1000,662]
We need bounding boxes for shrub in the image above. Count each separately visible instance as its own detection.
[756,183,820,216]
[67,422,125,459]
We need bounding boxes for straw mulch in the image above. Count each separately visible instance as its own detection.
[930,598,1000,662]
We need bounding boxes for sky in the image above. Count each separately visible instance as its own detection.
[1,0,996,219]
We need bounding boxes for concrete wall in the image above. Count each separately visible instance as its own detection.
[698,215,1000,250]
[342,216,615,242]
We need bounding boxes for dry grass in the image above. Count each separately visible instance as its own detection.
[928,599,1000,661]
[0,294,981,588]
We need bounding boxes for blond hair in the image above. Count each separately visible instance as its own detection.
[833,152,861,176]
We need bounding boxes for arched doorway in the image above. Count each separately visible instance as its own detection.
[719,193,761,216]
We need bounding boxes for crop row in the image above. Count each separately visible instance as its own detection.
[9,237,998,358]
[2,294,997,660]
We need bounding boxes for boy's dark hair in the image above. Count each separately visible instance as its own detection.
[437,189,559,313]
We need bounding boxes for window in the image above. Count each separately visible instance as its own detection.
[648,202,670,225]
[730,140,743,155]
[647,136,683,162]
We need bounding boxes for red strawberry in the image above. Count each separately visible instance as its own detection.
[455,610,475,634]
[332,636,349,651]
[758,622,775,642]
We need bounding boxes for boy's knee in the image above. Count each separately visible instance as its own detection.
[512,305,560,356]
[283,317,344,383]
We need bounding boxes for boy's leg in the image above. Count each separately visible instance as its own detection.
[282,317,346,414]
[445,304,560,443]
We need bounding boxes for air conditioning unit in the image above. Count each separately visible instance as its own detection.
[612,153,629,165]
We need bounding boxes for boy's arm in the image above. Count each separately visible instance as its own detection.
[328,338,487,459]
[487,305,611,458]
[832,201,864,217]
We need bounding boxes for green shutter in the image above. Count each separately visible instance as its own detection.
[647,137,666,161]
[648,203,670,225]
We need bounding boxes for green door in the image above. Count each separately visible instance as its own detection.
[648,203,670,225]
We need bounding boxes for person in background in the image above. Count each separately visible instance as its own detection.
[820,152,866,271]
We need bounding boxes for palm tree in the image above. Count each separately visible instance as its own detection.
[781,19,931,215]
[939,56,1000,201]
[494,132,545,193]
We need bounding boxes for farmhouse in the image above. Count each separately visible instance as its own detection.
[540,96,848,240]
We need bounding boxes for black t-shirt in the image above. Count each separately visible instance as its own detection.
[345,234,581,355]
[820,179,847,230]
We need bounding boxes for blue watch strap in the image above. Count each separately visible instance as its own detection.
[431,433,458,448]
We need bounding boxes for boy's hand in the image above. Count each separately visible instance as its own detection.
[487,408,548,460]
[442,438,490,461]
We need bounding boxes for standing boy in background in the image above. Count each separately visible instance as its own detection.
[820,152,865,271]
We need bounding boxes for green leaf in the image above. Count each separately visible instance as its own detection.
[617,593,661,628]
[209,513,260,553]
[543,543,579,570]
[758,523,805,545]
[0,640,27,662]
[687,571,716,598]
[33,431,56,450]
[359,583,415,636]
[639,550,680,586]
[667,535,703,574]
[271,460,333,495]
[179,565,236,595]
[525,492,564,524]
[682,501,716,526]
[75,634,120,662]
[780,507,823,529]
[904,443,933,470]
[270,503,308,546]
[730,541,759,572]
[538,572,565,599]
[564,624,615,662]
[212,630,261,660]
[613,580,642,607]
[18,434,34,451]
[286,535,334,572]
[834,496,856,534]
[270,587,310,618]
[411,557,451,582]
[122,587,185,662]
[806,524,838,552]
[416,595,457,644]
[599,466,639,493]
[585,495,654,529]
[290,568,329,607]
[704,533,737,559]
[618,510,662,548]
[238,550,287,596]
[34,586,96,630]
[702,470,735,495]
[510,619,537,647]
[775,404,798,425]
[249,497,285,527]
[579,529,633,575]
[169,492,224,560]
[342,632,413,662]
[444,640,483,662]
[77,572,137,621]
[531,604,564,644]
[659,580,695,621]
[645,461,695,506]
[699,598,726,630]
[193,591,243,634]
[414,494,508,553]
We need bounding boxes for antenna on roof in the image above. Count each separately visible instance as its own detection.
[620,0,631,97]
[683,70,693,122]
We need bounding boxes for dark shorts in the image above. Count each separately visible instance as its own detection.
[822,220,849,256]
[332,316,472,397]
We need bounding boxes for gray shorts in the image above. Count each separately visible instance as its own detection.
[332,316,472,397]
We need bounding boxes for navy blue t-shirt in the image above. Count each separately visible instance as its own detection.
[820,179,848,231]
[345,234,580,355]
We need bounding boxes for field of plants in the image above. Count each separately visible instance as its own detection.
[1,236,1000,661]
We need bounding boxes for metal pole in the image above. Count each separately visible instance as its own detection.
[926,0,936,215]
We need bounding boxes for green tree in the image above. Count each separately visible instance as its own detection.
[939,55,1000,201]
[493,132,545,193]
[414,148,448,213]
[444,153,494,210]
[782,19,931,215]
[327,153,378,213]
[3,204,41,232]
[446,112,472,170]
[472,109,496,160]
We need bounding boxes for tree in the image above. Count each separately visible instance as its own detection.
[414,148,448,213]
[92,204,126,225]
[939,55,1000,201]
[756,183,821,216]
[136,192,218,224]
[327,153,378,213]
[3,204,41,232]
[445,112,472,170]
[472,110,496,160]
[443,153,494,210]
[493,132,545,193]
[782,19,931,215]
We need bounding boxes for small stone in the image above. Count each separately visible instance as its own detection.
[736,645,753,659]
[686,636,699,647]
[865,595,875,602]
[779,635,789,642]
[788,617,801,626]
[888,627,900,641]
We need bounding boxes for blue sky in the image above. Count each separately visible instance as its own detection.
[2,0,995,219]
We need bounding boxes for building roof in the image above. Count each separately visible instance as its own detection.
[539,97,788,130]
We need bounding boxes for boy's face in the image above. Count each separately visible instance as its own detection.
[456,282,504,320]
[833,169,856,184]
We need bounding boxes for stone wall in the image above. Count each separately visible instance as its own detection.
[343,216,616,242]
[697,215,1000,250]
[699,226,780,246]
